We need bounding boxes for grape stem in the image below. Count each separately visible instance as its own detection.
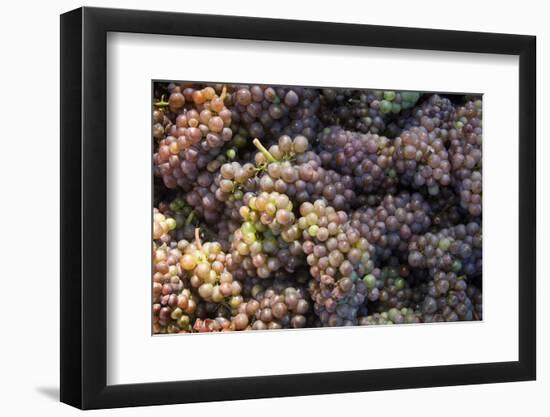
[252,138,277,163]
[185,211,195,226]
[194,228,203,251]
[154,94,170,107]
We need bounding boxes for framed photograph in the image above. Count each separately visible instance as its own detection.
[60,6,536,410]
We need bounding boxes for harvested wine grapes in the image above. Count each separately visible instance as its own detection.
[152,82,483,333]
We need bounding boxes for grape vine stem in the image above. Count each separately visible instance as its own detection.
[185,211,195,226]
[252,138,277,163]
[154,94,169,107]
[194,228,203,251]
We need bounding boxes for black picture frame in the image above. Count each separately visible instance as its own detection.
[60,6,536,410]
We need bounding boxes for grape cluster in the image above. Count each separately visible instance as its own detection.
[152,242,198,333]
[178,229,243,307]
[350,191,432,260]
[228,85,321,141]
[395,94,455,133]
[317,126,397,194]
[235,278,311,330]
[153,85,233,190]
[152,81,483,334]
[214,133,359,214]
[155,196,202,242]
[407,222,482,322]
[362,265,414,311]
[227,191,303,279]
[183,172,225,224]
[393,126,452,196]
[408,222,482,279]
[416,281,482,323]
[300,200,375,326]
[320,89,421,135]
[359,308,421,325]
[153,208,177,244]
[427,187,469,229]
[448,99,483,216]
[256,135,358,210]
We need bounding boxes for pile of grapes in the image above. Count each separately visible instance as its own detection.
[152,82,482,334]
